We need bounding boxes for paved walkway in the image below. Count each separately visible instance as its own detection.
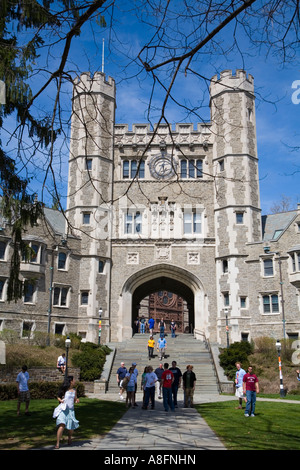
[41,392,300,452]
[48,391,232,451]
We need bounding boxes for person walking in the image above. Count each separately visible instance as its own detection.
[169,361,182,408]
[148,335,155,359]
[155,363,164,399]
[16,365,30,416]
[235,362,246,409]
[157,336,167,360]
[182,365,196,408]
[243,366,259,417]
[55,376,79,449]
[161,363,174,412]
[170,320,177,338]
[142,366,158,410]
[124,366,136,408]
[148,316,155,335]
[159,318,166,338]
[140,316,146,334]
[116,362,127,400]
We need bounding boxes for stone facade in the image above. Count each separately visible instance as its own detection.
[0,69,300,346]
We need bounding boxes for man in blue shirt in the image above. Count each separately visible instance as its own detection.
[148,316,155,335]
[235,362,246,409]
[16,365,30,416]
[157,337,167,360]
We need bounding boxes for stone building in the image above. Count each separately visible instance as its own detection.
[0,69,300,346]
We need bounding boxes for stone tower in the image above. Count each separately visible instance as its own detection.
[210,69,261,343]
[65,69,262,344]
[66,72,116,343]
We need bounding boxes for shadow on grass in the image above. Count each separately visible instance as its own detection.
[0,398,126,450]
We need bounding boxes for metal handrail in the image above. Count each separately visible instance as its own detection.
[193,328,222,393]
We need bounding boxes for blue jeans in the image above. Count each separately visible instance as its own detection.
[140,323,145,334]
[171,328,176,338]
[245,390,256,415]
[171,384,179,406]
[144,386,155,408]
[163,387,174,411]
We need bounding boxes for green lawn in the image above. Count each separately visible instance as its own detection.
[2,397,300,450]
[0,398,126,450]
[196,400,300,450]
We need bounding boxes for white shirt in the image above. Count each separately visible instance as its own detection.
[145,372,158,388]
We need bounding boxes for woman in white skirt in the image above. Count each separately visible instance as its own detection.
[55,376,79,449]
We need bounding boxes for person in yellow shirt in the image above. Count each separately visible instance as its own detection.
[148,336,155,359]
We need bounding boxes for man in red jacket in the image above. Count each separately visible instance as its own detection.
[243,366,259,417]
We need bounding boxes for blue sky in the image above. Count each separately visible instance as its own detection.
[4,2,300,215]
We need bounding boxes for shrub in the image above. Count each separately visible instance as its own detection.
[0,381,85,401]
[219,341,254,380]
[72,343,111,381]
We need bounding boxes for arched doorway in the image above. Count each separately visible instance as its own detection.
[132,277,194,334]
[120,264,205,340]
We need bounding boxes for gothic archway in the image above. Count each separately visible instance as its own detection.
[132,277,194,334]
[120,263,205,340]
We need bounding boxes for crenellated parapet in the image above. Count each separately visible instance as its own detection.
[114,122,212,148]
[73,72,116,100]
[210,69,254,100]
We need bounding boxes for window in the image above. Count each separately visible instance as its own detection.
[85,158,92,170]
[240,297,247,309]
[263,258,274,276]
[291,252,300,272]
[236,212,244,224]
[223,292,230,307]
[180,159,203,179]
[22,242,42,264]
[55,323,66,335]
[81,291,89,305]
[183,211,202,234]
[263,294,279,313]
[53,286,69,307]
[58,252,67,270]
[219,160,224,171]
[22,322,34,338]
[123,160,145,179]
[222,259,228,273]
[24,281,36,303]
[82,213,90,225]
[125,211,142,235]
[98,260,105,273]
[0,279,6,300]
[0,241,6,260]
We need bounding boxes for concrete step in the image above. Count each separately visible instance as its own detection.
[107,334,220,395]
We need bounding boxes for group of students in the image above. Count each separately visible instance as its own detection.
[116,360,197,411]
[135,316,177,338]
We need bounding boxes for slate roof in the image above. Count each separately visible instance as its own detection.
[262,210,298,242]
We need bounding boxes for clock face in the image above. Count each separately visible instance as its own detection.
[149,155,177,180]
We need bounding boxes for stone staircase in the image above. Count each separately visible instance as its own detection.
[106,333,220,395]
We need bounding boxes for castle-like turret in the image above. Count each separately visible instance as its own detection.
[210,70,261,343]
[66,72,116,343]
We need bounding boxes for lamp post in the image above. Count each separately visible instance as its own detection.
[64,336,71,383]
[276,340,285,398]
[225,308,229,348]
[98,308,102,344]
